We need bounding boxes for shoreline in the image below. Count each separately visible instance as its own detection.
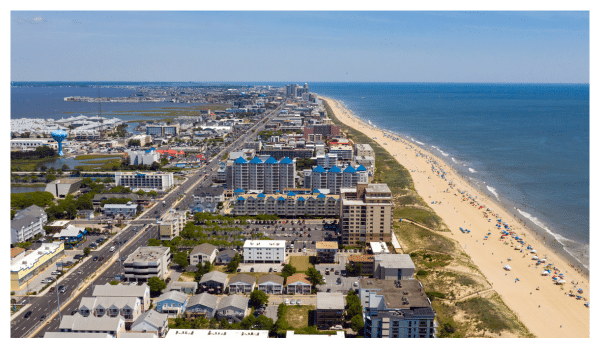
[326,96,589,276]
[320,94,590,338]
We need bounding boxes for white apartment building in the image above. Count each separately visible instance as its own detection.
[115,172,174,192]
[329,145,353,160]
[159,209,186,241]
[231,156,296,194]
[232,192,340,217]
[340,183,394,246]
[355,143,375,158]
[11,205,47,244]
[124,247,171,282]
[316,153,338,169]
[243,240,286,264]
[304,164,368,194]
[126,149,160,166]
[104,202,138,218]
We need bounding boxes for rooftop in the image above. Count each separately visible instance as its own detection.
[243,240,286,248]
[92,282,149,298]
[315,241,339,250]
[360,279,430,309]
[286,273,311,285]
[125,246,170,264]
[370,242,390,254]
[11,242,63,272]
[286,332,344,338]
[316,292,345,310]
[165,330,268,338]
[365,184,392,194]
[374,254,416,269]
[348,254,374,263]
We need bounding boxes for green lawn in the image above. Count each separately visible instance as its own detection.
[285,305,314,328]
[289,256,313,272]
[75,154,124,160]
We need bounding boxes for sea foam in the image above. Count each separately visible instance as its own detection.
[516,209,589,269]
[469,168,476,173]
[487,185,500,200]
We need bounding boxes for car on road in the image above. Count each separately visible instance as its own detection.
[93,256,98,261]
[109,246,116,252]
[40,314,46,321]
[99,256,104,261]
[24,311,32,318]
[49,287,55,292]
[121,257,127,261]
[59,286,67,293]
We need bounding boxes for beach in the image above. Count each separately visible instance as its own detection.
[321,95,590,337]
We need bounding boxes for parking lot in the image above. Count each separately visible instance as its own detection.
[12,251,80,296]
[242,219,340,250]
[237,263,284,273]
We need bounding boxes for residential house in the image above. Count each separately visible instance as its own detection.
[227,274,255,294]
[257,274,284,295]
[199,271,228,294]
[92,283,151,312]
[44,333,111,338]
[286,273,311,295]
[169,282,198,295]
[189,243,218,265]
[373,254,415,280]
[78,296,141,330]
[316,241,338,264]
[155,291,188,315]
[130,310,168,338]
[186,293,219,319]
[215,295,248,322]
[215,249,237,265]
[58,314,125,338]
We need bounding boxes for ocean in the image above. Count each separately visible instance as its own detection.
[310,82,589,271]
[10,82,590,271]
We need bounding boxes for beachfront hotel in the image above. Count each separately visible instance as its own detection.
[230,156,296,194]
[340,183,394,246]
[231,191,340,217]
[303,164,369,194]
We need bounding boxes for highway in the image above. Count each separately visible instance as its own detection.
[12,104,282,338]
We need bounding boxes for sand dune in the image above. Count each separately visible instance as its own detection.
[321,96,590,338]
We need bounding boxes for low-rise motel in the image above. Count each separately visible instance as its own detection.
[11,242,65,290]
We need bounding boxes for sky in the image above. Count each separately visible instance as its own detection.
[10,11,590,83]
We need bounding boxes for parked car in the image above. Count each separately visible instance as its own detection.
[51,271,61,275]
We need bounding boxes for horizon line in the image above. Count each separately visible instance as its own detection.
[10,81,590,85]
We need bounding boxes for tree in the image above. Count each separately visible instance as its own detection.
[127,139,141,147]
[161,158,169,166]
[136,190,146,196]
[249,290,269,308]
[150,161,161,171]
[347,302,362,319]
[173,251,189,269]
[61,164,70,171]
[281,264,297,277]
[240,316,256,330]
[148,277,167,294]
[147,191,158,197]
[83,247,91,256]
[350,314,364,333]
[226,253,242,273]
[148,238,161,246]
[255,315,274,330]
[109,280,120,285]
[103,177,114,183]
[194,261,212,282]
[46,173,57,182]
[306,267,325,287]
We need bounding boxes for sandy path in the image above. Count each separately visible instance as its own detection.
[321,96,590,338]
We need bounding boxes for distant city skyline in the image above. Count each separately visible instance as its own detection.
[11,11,589,83]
